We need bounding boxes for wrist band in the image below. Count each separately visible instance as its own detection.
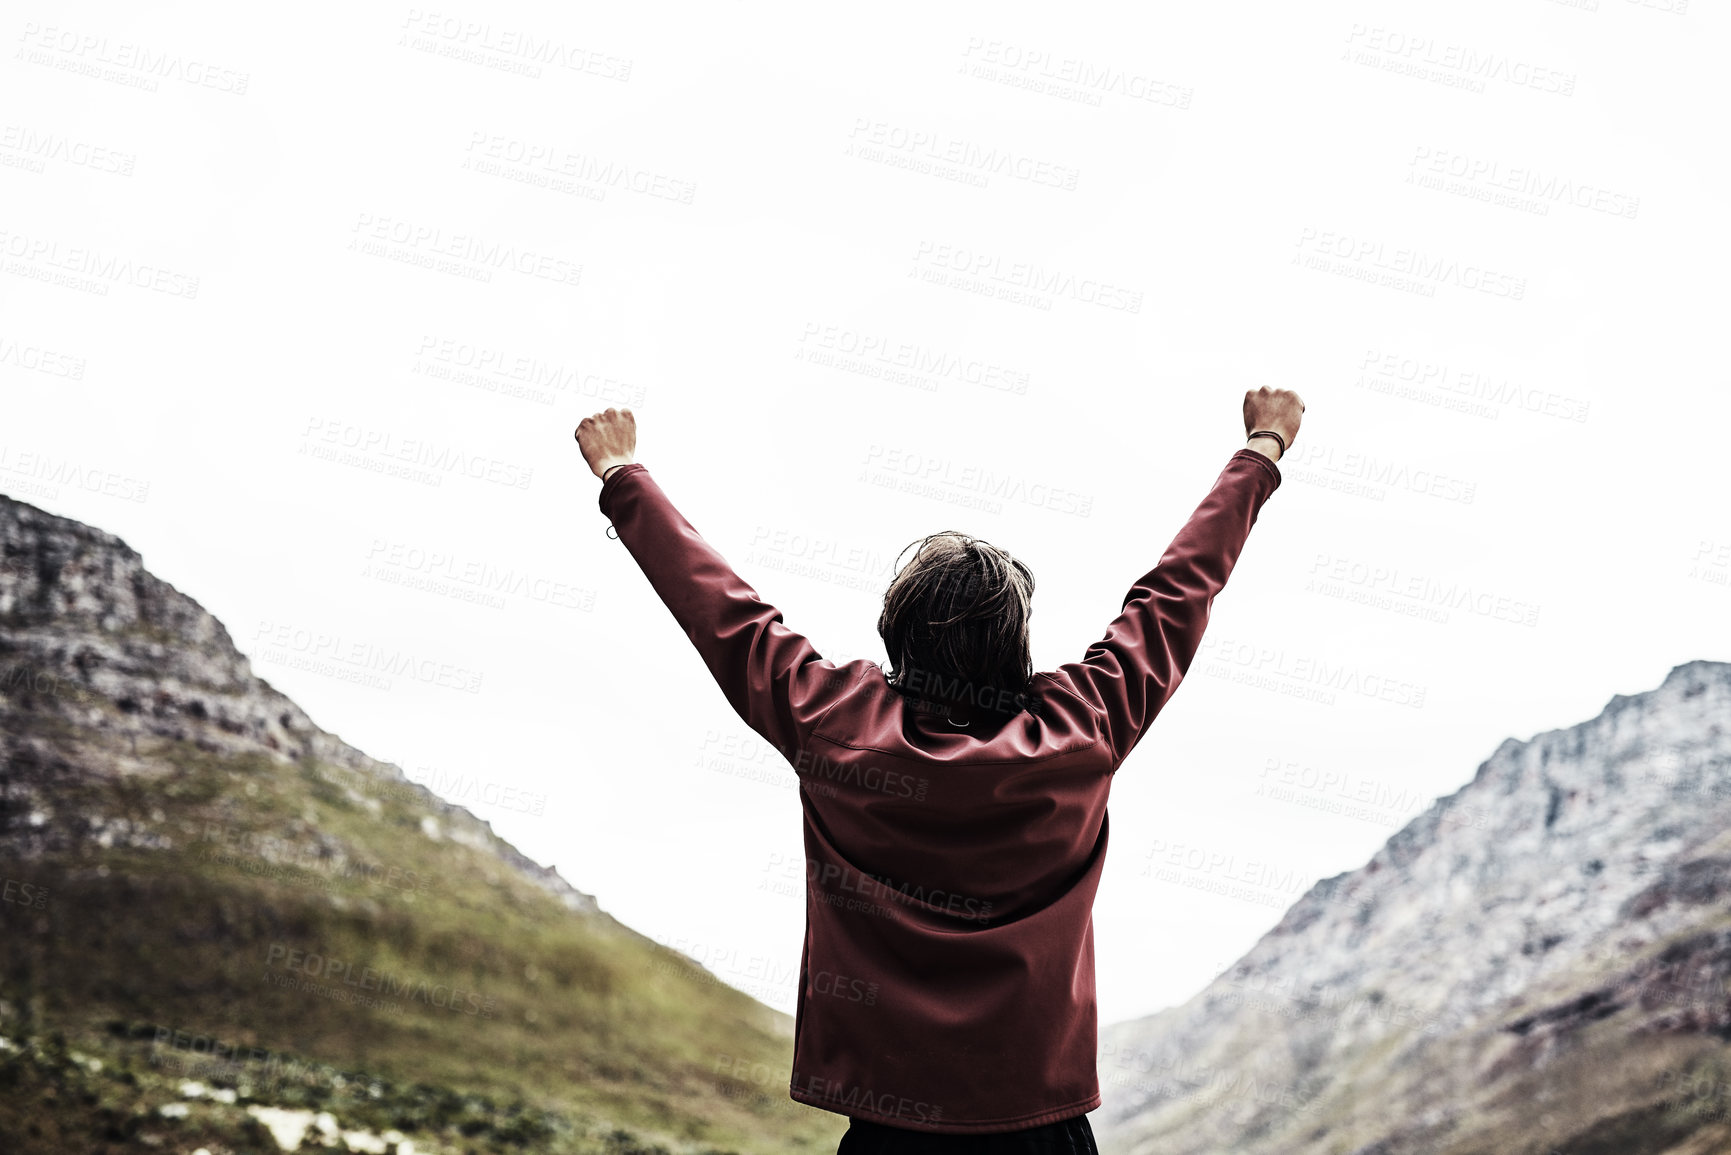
[1247,430,1287,456]
[602,463,631,481]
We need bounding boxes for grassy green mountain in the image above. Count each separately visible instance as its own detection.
[0,492,846,1154]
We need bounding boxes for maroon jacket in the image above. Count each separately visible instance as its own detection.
[598,447,1282,1133]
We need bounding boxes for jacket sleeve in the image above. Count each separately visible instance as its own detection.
[597,463,865,764]
[1047,448,1282,768]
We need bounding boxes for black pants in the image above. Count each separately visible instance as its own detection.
[836,1112,1097,1154]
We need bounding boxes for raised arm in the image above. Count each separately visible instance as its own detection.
[1049,388,1304,767]
[577,408,863,764]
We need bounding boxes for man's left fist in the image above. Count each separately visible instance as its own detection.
[576,407,637,480]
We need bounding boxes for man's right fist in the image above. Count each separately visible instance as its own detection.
[575,406,638,481]
[1243,387,1305,455]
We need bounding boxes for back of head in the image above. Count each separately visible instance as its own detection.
[877,531,1035,718]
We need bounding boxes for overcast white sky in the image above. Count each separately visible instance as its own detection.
[3,1,1727,1029]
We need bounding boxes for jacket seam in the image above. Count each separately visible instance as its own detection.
[1234,446,1281,488]
[802,659,866,746]
[1032,672,1113,765]
[1034,670,1106,728]
[808,729,1100,765]
[808,671,1105,763]
[791,1089,1102,1132]
[597,461,648,515]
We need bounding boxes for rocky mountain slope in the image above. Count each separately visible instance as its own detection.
[0,491,845,1154]
[1095,659,1731,1155]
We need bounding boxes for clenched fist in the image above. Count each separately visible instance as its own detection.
[575,407,637,480]
[1243,388,1305,460]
